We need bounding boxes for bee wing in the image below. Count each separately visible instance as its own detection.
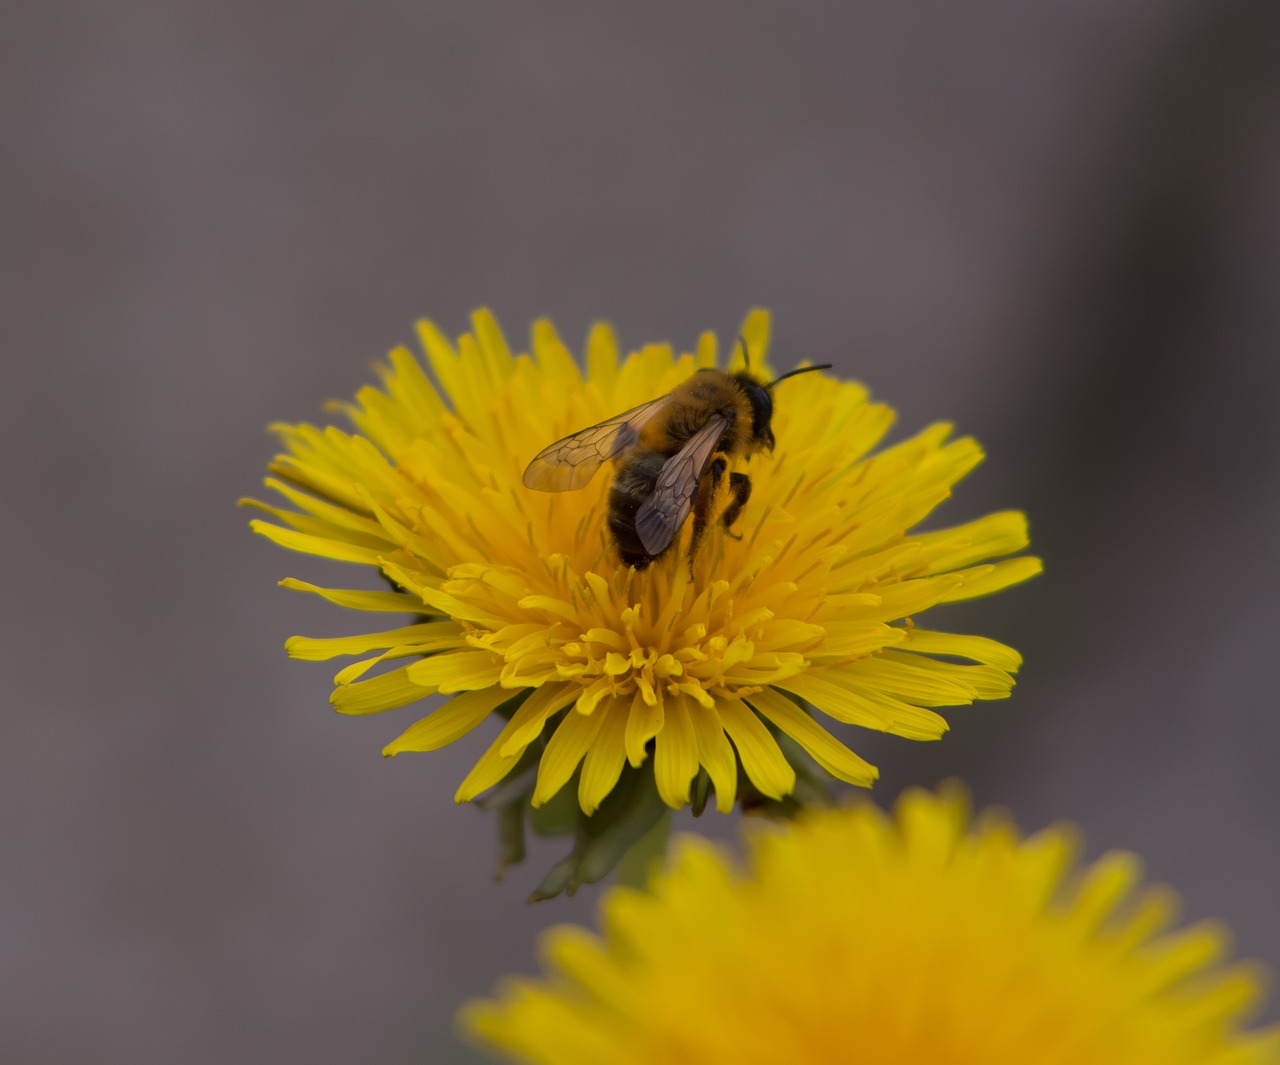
[522,394,673,492]
[634,414,729,557]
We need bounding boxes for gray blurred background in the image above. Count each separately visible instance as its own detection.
[4,2,1279,1062]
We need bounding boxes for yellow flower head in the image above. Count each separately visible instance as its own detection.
[464,786,1280,1065]
[248,310,1039,820]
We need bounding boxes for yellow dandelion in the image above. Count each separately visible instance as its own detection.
[246,308,1038,827]
[464,786,1280,1065]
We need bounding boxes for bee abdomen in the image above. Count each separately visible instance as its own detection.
[608,449,667,568]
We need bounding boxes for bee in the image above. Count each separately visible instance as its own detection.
[522,351,831,569]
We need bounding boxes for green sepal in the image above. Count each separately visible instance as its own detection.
[476,738,541,882]
[572,766,669,886]
[494,799,525,881]
[611,809,671,889]
[527,762,670,902]
[527,852,579,903]
[529,779,579,838]
[689,768,712,817]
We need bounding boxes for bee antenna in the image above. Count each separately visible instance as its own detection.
[737,335,750,371]
[768,363,832,388]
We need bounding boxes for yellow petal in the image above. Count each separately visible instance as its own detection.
[382,687,512,755]
[249,519,383,565]
[653,695,698,808]
[688,702,738,812]
[940,556,1044,601]
[455,694,547,802]
[533,709,609,807]
[532,319,583,385]
[578,702,629,816]
[624,689,663,768]
[406,650,504,692]
[878,651,1015,700]
[717,698,794,800]
[585,321,619,392]
[898,628,1023,672]
[747,688,877,787]
[278,578,423,613]
[735,307,772,370]
[331,666,429,716]
[838,656,981,704]
[780,671,949,740]
[499,683,579,758]
[471,307,515,379]
[286,622,465,661]
[917,510,1031,572]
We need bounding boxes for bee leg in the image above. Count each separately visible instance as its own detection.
[719,472,752,540]
[688,456,728,574]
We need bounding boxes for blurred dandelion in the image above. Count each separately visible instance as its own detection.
[464,785,1280,1064]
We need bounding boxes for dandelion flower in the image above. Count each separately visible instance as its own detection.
[246,309,1038,833]
[464,786,1280,1065]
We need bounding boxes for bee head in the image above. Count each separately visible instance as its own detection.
[732,338,831,452]
[732,373,777,451]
